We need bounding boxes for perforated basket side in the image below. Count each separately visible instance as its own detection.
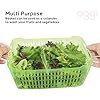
[9,65,88,89]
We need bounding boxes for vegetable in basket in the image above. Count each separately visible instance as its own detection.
[12,41,86,70]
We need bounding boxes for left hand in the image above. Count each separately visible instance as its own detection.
[0,43,9,64]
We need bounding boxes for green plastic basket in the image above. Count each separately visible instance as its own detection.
[7,36,92,89]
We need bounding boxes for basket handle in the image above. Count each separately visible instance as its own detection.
[41,48,49,74]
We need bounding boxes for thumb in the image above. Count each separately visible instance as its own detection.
[87,44,97,52]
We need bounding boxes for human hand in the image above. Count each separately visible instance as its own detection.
[88,43,100,68]
[0,43,9,64]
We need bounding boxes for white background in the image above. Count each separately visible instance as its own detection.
[0,0,100,100]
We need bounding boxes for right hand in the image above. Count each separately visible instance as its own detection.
[87,43,100,68]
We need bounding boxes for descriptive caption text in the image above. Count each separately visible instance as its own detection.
[5,11,60,24]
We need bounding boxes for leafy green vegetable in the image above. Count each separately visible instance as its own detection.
[16,59,27,70]
[11,41,86,70]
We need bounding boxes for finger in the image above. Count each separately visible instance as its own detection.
[2,46,9,55]
[0,43,9,55]
[87,44,97,52]
[90,51,96,56]
[2,53,8,59]
[93,62,100,68]
[0,49,3,58]
[92,55,100,67]
[93,56,100,62]
[88,43,100,57]
[0,59,6,64]
[96,46,100,57]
